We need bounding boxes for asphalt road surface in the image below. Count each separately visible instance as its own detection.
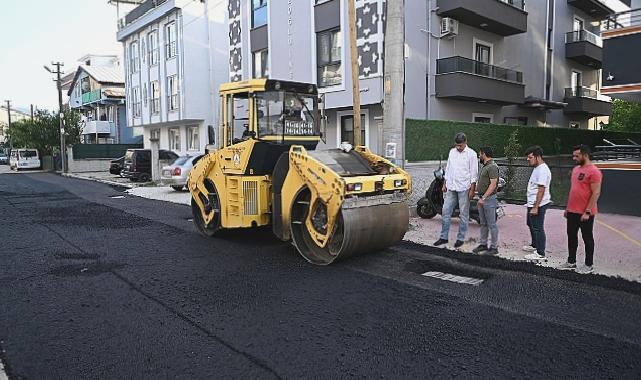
[1,172,641,379]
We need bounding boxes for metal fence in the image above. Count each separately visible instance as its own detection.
[495,157,574,207]
[72,144,143,159]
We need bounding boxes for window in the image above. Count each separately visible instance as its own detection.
[571,70,583,95]
[132,87,141,118]
[148,30,159,65]
[504,116,528,125]
[130,41,139,74]
[473,113,493,123]
[252,0,268,28]
[168,128,180,151]
[187,126,199,151]
[317,28,342,87]
[475,43,492,64]
[150,129,160,140]
[573,17,584,32]
[165,22,177,59]
[143,84,147,107]
[340,114,366,146]
[168,75,179,111]
[150,81,160,114]
[253,49,269,78]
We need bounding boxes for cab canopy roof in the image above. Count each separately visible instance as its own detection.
[219,79,318,95]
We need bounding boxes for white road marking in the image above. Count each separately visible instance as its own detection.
[421,271,484,286]
[0,357,8,380]
[108,195,125,199]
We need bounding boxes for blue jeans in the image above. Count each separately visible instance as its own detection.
[440,190,471,241]
[526,204,548,255]
[478,194,498,249]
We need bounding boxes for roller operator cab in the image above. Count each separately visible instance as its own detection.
[188,79,411,265]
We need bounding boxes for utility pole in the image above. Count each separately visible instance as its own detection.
[347,0,362,146]
[382,0,406,167]
[44,62,66,172]
[4,100,12,150]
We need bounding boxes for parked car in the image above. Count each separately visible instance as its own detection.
[0,152,8,165]
[9,149,41,171]
[161,154,204,191]
[121,149,179,182]
[109,156,125,176]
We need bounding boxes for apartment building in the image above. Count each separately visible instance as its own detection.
[602,1,641,103]
[115,0,228,155]
[66,55,138,144]
[405,0,632,130]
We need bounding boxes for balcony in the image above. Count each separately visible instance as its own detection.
[120,0,168,29]
[81,89,102,105]
[567,0,613,20]
[563,87,612,117]
[82,121,114,135]
[565,30,603,68]
[435,56,525,105]
[436,0,527,36]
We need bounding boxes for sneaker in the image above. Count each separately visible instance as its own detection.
[522,245,537,253]
[577,265,594,274]
[525,252,546,260]
[454,240,464,248]
[558,262,577,271]
[433,238,448,246]
[472,245,488,254]
[484,247,499,255]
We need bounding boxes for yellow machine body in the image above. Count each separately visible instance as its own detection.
[188,79,411,264]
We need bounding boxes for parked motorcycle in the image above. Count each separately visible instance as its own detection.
[416,165,505,223]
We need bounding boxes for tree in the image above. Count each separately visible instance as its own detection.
[6,110,82,155]
[608,99,641,132]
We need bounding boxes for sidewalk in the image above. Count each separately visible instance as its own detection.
[62,171,139,189]
[405,203,641,282]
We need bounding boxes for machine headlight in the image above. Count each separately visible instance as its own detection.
[346,183,362,192]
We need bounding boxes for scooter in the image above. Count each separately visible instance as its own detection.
[416,165,505,223]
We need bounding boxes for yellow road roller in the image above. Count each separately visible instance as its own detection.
[188,79,411,265]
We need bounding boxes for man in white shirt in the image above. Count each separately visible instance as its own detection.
[522,145,552,260]
[434,133,478,248]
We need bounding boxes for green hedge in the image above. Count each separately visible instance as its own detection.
[406,119,641,161]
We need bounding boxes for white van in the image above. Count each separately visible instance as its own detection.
[10,149,41,171]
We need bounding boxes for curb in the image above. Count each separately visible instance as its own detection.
[62,173,137,189]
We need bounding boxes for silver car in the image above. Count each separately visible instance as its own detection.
[161,154,203,191]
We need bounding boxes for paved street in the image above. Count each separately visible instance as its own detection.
[2,170,641,379]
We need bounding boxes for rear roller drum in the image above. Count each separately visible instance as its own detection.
[290,189,409,265]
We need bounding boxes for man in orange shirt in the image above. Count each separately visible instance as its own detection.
[559,145,603,274]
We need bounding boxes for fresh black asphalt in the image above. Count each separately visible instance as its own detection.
[1,172,640,379]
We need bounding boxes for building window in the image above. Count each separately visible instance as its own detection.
[165,22,177,59]
[340,114,366,146]
[151,81,160,114]
[143,84,147,107]
[130,41,139,74]
[150,128,160,140]
[132,87,141,118]
[504,116,528,125]
[187,126,199,151]
[167,75,179,111]
[148,30,159,65]
[252,0,268,28]
[317,28,342,87]
[168,128,180,151]
[252,49,269,78]
[473,113,493,123]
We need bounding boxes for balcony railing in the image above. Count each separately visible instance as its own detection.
[565,29,602,47]
[81,89,101,104]
[602,7,641,30]
[437,56,523,83]
[119,0,168,30]
[168,94,179,111]
[166,41,177,59]
[565,86,598,98]
[498,0,526,10]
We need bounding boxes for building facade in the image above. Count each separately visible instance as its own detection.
[116,0,228,155]
[67,56,138,144]
[0,106,30,146]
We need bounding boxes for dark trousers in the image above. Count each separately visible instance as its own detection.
[526,204,548,255]
[566,212,595,266]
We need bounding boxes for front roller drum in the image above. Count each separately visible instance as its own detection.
[291,194,409,265]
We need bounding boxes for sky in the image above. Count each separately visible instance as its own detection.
[0,0,129,112]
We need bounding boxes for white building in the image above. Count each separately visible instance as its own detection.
[116,0,228,155]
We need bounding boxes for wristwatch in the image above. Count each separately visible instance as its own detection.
[585,209,592,215]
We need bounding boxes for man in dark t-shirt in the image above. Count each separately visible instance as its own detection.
[473,146,500,255]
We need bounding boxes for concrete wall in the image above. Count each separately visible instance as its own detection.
[66,147,111,173]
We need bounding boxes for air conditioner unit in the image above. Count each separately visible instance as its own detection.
[441,17,459,38]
